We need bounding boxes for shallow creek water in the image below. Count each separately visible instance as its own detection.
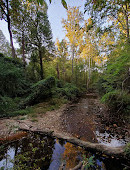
[0,132,129,170]
[95,131,129,147]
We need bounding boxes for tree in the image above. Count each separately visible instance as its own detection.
[84,0,130,43]
[26,3,53,80]
[11,0,29,66]
[55,38,68,80]
[29,0,68,9]
[62,6,84,78]
[0,29,11,56]
[0,0,16,58]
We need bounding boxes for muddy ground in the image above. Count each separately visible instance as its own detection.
[0,93,129,143]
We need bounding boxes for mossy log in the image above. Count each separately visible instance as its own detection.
[19,128,126,158]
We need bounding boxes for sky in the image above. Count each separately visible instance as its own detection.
[0,0,88,48]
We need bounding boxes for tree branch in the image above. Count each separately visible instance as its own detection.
[110,13,126,31]
[0,4,7,17]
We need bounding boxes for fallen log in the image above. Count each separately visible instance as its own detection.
[19,128,126,158]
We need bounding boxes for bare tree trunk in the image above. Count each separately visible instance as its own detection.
[125,5,129,43]
[72,46,74,78]
[62,67,65,82]
[87,57,91,89]
[75,59,78,85]
[6,0,16,58]
[39,47,43,80]
[56,63,60,79]
[22,30,26,67]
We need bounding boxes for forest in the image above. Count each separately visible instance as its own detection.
[0,0,130,170]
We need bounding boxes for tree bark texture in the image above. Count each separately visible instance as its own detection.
[6,0,16,58]
[22,30,26,67]
[56,63,60,79]
[39,48,43,80]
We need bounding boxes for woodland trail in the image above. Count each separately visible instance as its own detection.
[60,93,100,142]
[0,93,129,145]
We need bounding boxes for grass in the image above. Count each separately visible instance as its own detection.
[29,97,68,115]
[4,96,68,118]
[0,78,81,119]
[31,118,38,122]
[8,107,34,117]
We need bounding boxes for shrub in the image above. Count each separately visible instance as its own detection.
[0,54,30,97]
[63,83,80,100]
[52,81,80,100]
[20,77,55,108]
[101,90,130,111]
[97,44,130,113]
[0,95,18,117]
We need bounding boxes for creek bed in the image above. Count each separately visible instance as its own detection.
[0,132,129,170]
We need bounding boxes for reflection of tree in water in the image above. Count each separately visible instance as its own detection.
[0,145,7,161]
[0,133,55,170]
[0,134,127,170]
[63,142,85,169]
[62,143,105,170]
[0,132,27,162]
[13,133,55,170]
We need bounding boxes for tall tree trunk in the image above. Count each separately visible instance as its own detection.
[56,63,60,79]
[63,67,66,82]
[22,30,26,67]
[84,71,86,84]
[72,46,74,80]
[125,5,129,43]
[87,56,91,89]
[6,0,16,58]
[39,48,43,80]
[75,59,78,85]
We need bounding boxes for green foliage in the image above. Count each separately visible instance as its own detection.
[0,95,17,117]
[11,138,46,170]
[21,77,80,109]
[10,108,33,117]
[101,90,130,111]
[83,155,95,169]
[63,83,80,100]
[61,0,68,9]
[0,95,33,118]
[52,80,80,100]
[124,143,130,158]
[88,70,100,89]
[84,0,129,41]
[0,54,30,97]
[55,79,64,88]
[48,0,67,9]
[20,77,55,108]
[97,44,130,113]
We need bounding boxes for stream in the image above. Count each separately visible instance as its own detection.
[0,132,129,170]
[0,93,129,169]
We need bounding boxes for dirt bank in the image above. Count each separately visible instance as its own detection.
[0,93,129,144]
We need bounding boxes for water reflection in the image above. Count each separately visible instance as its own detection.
[96,131,129,147]
[0,133,128,170]
[63,142,84,169]
[49,139,65,170]
[0,133,55,170]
